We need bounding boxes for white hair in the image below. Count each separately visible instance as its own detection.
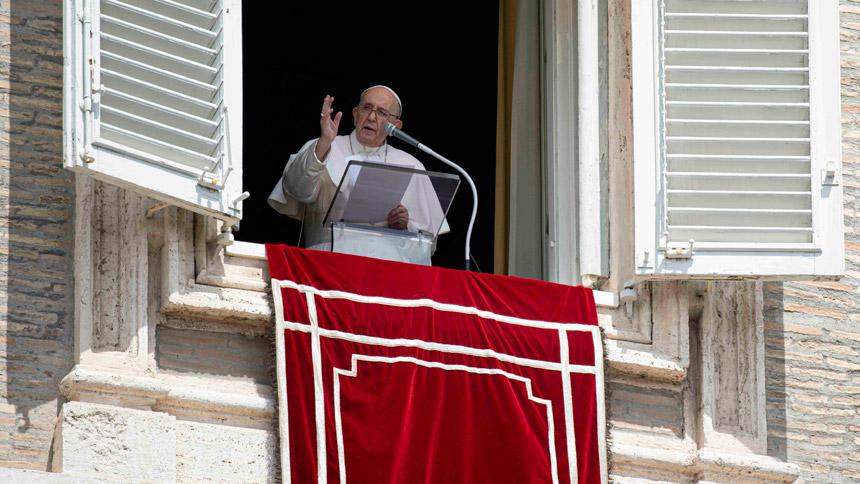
[360,85,402,117]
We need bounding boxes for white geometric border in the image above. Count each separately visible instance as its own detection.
[272,278,607,484]
[333,355,560,484]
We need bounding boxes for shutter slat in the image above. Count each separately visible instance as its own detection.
[103,87,219,137]
[101,33,218,83]
[668,208,812,215]
[667,136,809,142]
[666,48,808,54]
[668,226,812,233]
[117,0,219,29]
[101,51,219,101]
[668,119,809,126]
[666,101,807,106]
[665,30,808,37]
[666,154,810,161]
[665,13,807,20]
[101,105,220,155]
[666,66,808,72]
[101,14,218,65]
[668,159,810,175]
[666,190,810,196]
[667,172,810,192]
[101,68,218,119]
[667,191,811,211]
[102,0,218,46]
[666,172,810,179]
[667,226,812,244]
[99,124,218,171]
[669,209,811,230]
[172,0,219,13]
[666,84,808,90]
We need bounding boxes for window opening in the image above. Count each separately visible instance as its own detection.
[238,3,498,272]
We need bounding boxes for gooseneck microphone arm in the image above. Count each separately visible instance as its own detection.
[383,122,478,271]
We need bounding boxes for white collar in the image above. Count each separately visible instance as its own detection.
[349,130,386,157]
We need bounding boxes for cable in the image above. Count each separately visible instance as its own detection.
[469,253,483,273]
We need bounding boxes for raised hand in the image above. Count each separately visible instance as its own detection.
[387,204,409,230]
[315,95,342,160]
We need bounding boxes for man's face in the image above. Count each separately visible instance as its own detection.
[353,88,402,147]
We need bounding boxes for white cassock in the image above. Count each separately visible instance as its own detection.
[268,130,450,250]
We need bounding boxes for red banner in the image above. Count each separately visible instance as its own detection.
[267,245,606,484]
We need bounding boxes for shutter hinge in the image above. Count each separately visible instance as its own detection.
[665,239,695,259]
[197,171,223,190]
[638,250,653,269]
[822,162,840,187]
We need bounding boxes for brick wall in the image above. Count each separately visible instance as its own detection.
[763,2,860,482]
[0,0,75,471]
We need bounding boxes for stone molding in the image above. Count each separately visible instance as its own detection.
[611,444,800,484]
[0,469,119,484]
[60,366,274,421]
[161,283,272,326]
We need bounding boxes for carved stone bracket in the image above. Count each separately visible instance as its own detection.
[601,281,696,382]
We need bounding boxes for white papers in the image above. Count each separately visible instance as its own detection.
[342,161,414,224]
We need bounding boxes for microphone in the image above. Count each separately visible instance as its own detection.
[383,122,420,147]
[382,123,480,271]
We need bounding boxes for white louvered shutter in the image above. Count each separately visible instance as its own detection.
[64,0,244,225]
[632,0,843,279]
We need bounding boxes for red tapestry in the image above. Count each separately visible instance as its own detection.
[266,245,606,484]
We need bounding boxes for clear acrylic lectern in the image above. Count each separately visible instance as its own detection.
[318,160,460,265]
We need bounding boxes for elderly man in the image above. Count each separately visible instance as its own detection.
[268,86,449,250]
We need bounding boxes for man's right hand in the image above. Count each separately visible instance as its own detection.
[315,95,342,160]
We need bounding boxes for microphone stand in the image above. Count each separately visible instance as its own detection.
[415,144,478,271]
[383,123,477,271]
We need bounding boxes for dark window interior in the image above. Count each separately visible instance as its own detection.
[240,4,498,272]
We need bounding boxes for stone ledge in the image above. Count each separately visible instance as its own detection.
[161,284,272,325]
[60,367,275,421]
[606,345,688,382]
[611,443,800,484]
[0,469,133,484]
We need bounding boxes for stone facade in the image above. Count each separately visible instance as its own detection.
[0,0,858,483]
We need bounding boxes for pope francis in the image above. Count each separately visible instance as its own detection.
[268,86,450,250]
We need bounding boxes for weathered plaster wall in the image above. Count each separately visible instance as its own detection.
[0,0,75,471]
[761,2,860,481]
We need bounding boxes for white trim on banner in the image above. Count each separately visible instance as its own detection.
[333,355,561,484]
[272,277,291,484]
[592,328,608,483]
[306,292,327,484]
[276,279,599,333]
[280,319,595,375]
[560,329,578,484]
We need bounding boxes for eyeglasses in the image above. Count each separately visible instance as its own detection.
[357,104,399,122]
